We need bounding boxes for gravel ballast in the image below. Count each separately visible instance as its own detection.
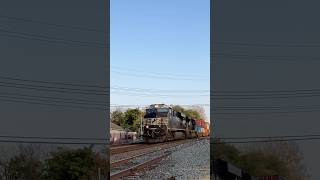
[138,138,210,180]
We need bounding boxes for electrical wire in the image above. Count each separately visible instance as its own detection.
[0,33,106,48]
[215,41,320,47]
[0,74,108,89]
[212,137,320,144]
[0,13,106,33]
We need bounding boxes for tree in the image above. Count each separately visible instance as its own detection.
[111,110,124,126]
[183,109,201,119]
[212,140,309,180]
[172,105,203,119]
[42,147,96,180]
[123,108,142,132]
[213,141,240,163]
[172,105,185,113]
[6,153,43,180]
[0,145,43,180]
[241,142,308,180]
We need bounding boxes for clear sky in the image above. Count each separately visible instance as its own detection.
[110,0,210,120]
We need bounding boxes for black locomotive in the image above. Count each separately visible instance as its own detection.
[142,104,199,143]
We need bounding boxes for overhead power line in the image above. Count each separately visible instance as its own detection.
[0,29,106,48]
[0,74,108,89]
[0,96,106,110]
[212,94,320,99]
[111,66,208,78]
[215,134,320,140]
[212,137,320,144]
[0,135,107,141]
[214,104,320,110]
[0,82,108,96]
[0,139,108,145]
[111,70,209,81]
[211,89,320,100]
[0,33,107,48]
[0,93,106,107]
[0,31,107,48]
[216,41,320,47]
[0,92,106,105]
[213,53,320,63]
[0,28,106,46]
[112,85,209,93]
[211,94,320,100]
[213,89,320,94]
[111,90,209,98]
[0,77,108,93]
[214,109,320,115]
[0,13,106,33]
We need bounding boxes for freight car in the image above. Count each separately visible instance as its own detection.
[142,104,209,143]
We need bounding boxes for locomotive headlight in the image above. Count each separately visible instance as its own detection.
[146,125,149,128]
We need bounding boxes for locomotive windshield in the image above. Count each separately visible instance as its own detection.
[144,108,169,118]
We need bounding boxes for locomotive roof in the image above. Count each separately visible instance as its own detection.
[149,104,170,108]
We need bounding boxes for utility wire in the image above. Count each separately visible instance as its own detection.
[213,53,320,62]
[0,32,106,48]
[215,134,320,140]
[211,94,320,100]
[212,137,320,144]
[0,92,106,105]
[0,139,108,145]
[0,135,107,141]
[111,66,208,78]
[0,80,107,93]
[111,90,209,98]
[0,82,108,96]
[0,96,106,110]
[111,85,209,93]
[0,13,106,33]
[215,41,320,47]
[0,94,107,108]
[213,89,320,94]
[0,28,106,46]
[0,74,108,89]
[112,70,209,81]
[214,104,320,110]
[213,109,320,115]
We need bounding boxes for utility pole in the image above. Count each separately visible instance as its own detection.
[137,107,143,139]
[140,107,143,139]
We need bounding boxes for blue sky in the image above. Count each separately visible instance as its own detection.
[110,0,210,120]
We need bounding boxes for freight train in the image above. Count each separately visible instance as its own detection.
[142,104,209,143]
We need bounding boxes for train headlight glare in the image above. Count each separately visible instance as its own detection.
[146,125,149,128]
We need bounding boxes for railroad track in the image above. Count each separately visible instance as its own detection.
[110,137,208,179]
[110,137,206,155]
[110,143,147,154]
[110,152,171,180]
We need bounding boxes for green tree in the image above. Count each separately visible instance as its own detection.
[212,141,308,180]
[172,105,203,119]
[0,145,43,180]
[123,108,142,132]
[42,147,96,180]
[5,153,43,180]
[213,141,240,163]
[172,105,185,113]
[111,110,124,126]
[183,109,201,119]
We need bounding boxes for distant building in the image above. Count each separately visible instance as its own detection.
[110,122,137,145]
